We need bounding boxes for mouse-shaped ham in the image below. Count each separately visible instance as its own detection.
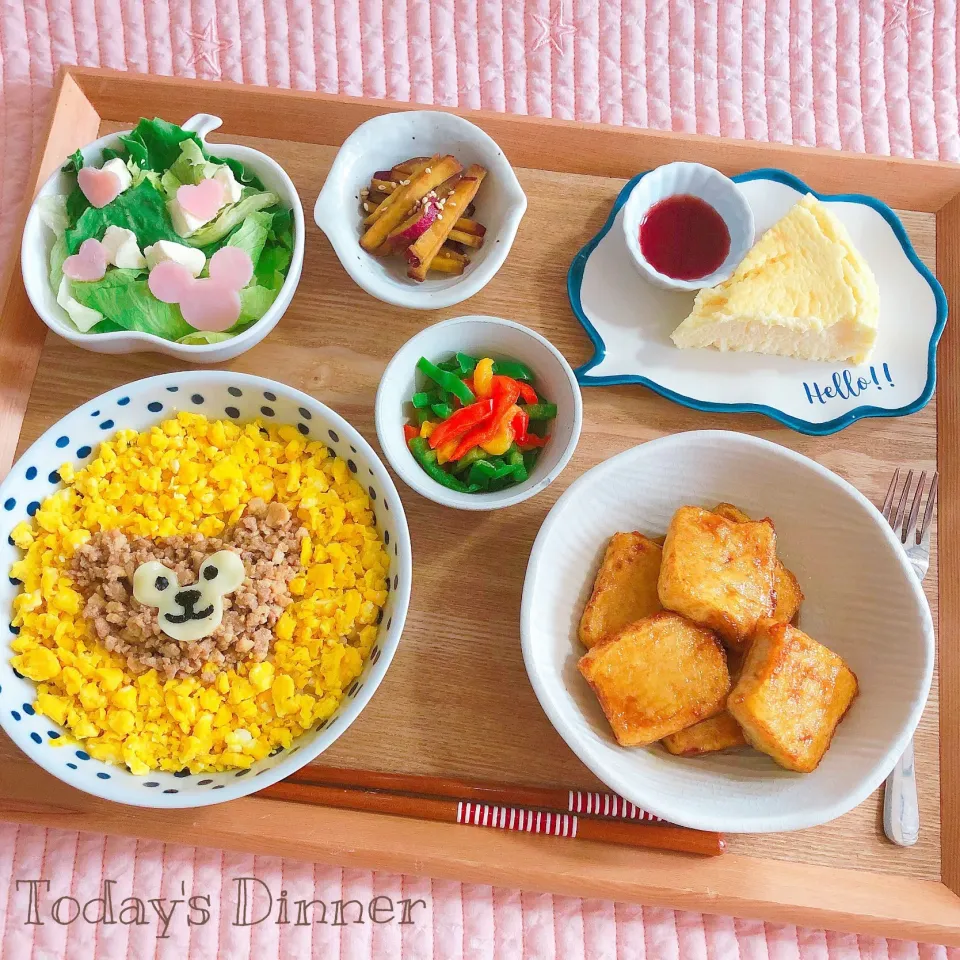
[133,550,245,642]
[147,246,253,331]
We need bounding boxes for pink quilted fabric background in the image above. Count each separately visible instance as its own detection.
[1,1,959,957]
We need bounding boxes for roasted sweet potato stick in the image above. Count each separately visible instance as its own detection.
[363,157,436,226]
[370,178,398,194]
[447,228,484,249]
[361,156,462,249]
[406,165,486,280]
[392,156,432,177]
[453,218,486,237]
[430,254,466,275]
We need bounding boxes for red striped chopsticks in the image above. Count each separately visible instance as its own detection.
[258,766,723,857]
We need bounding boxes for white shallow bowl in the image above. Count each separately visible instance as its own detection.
[314,110,527,309]
[0,371,411,807]
[620,161,754,291]
[521,431,934,833]
[376,315,582,510]
[21,114,305,363]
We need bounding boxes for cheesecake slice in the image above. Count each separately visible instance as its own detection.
[671,194,879,363]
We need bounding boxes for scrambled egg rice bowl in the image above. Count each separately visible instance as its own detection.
[8,412,390,775]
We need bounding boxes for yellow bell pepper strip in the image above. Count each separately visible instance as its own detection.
[417,356,476,405]
[480,404,521,455]
[473,357,495,398]
[427,398,494,450]
[450,377,522,460]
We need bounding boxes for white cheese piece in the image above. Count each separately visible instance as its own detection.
[101,157,133,192]
[213,164,243,204]
[56,277,103,332]
[144,240,206,277]
[100,225,146,270]
[167,199,211,238]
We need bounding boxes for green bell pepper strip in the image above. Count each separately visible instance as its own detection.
[507,447,528,483]
[523,449,540,473]
[412,391,433,409]
[467,459,498,489]
[431,402,454,419]
[456,352,479,375]
[408,437,471,492]
[436,359,461,372]
[492,359,535,381]
[522,402,558,420]
[417,357,476,405]
[452,446,486,474]
[415,409,434,426]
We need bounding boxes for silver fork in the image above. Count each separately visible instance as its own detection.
[880,468,937,847]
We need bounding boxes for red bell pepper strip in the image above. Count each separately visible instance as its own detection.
[403,424,419,443]
[517,382,538,405]
[427,398,494,450]
[511,408,551,449]
[450,377,521,460]
[511,409,531,445]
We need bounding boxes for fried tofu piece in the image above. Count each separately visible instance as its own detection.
[578,533,663,648]
[578,612,731,746]
[658,506,777,648]
[661,711,748,756]
[712,503,804,623]
[772,564,804,623]
[727,619,858,772]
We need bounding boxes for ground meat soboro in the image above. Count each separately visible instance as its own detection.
[71,498,305,681]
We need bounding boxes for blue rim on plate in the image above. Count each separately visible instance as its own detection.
[567,167,949,436]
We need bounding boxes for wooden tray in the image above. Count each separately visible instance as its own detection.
[0,66,958,945]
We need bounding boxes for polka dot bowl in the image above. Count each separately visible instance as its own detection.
[0,371,411,807]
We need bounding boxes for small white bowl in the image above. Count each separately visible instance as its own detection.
[521,431,934,833]
[620,161,755,291]
[0,371,411,807]
[21,114,305,363]
[375,315,582,510]
[314,111,527,310]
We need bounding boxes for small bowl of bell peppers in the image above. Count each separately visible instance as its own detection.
[376,315,583,510]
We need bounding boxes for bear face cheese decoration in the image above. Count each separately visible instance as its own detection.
[132,550,245,642]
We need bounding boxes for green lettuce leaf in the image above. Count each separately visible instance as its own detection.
[177,330,234,345]
[65,184,90,223]
[36,195,70,234]
[70,269,193,340]
[49,235,68,291]
[88,318,127,334]
[120,118,205,173]
[223,157,265,192]
[61,149,84,174]
[185,192,279,248]
[225,211,271,267]
[100,147,124,164]
[159,169,182,201]
[269,208,294,248]
[170,138,222,186]
[237,283,280,325]
[254,243,291,286]
[65,179,180,254]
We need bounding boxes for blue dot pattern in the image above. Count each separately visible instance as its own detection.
[0,379,406,795]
